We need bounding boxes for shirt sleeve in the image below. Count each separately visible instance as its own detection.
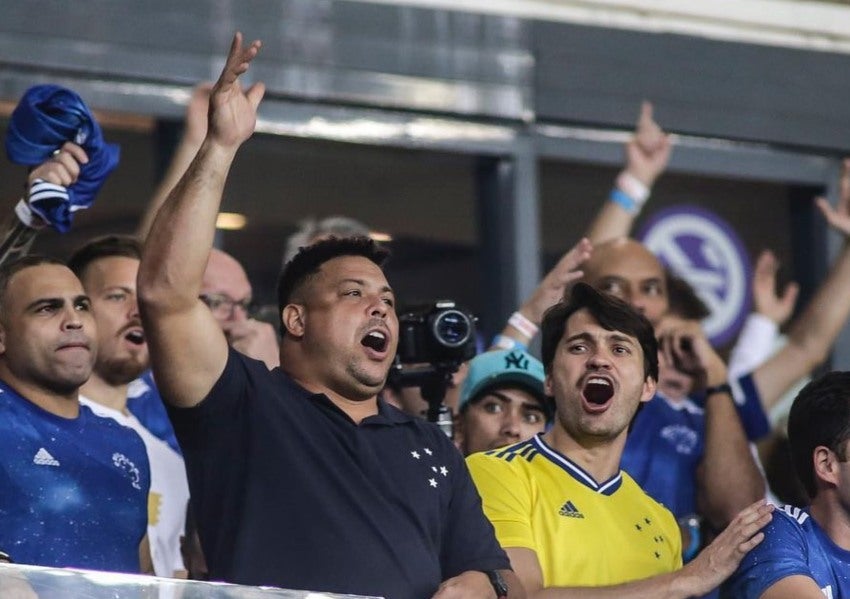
[730,372,771,441]
[726,510,814,599]
[466,453,536,551]
[439,444,511,577]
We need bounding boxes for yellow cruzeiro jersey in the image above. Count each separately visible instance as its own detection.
[467,435,682,588]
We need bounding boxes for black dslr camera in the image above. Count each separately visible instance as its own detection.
[396,300,477,366]
[391,301,478,438]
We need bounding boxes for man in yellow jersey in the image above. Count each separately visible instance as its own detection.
[468,282,774,598]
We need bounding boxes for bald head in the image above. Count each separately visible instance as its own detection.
[581,238,668,326]
[201,249,253,325]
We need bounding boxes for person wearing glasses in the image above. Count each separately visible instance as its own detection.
[199,248,279,369]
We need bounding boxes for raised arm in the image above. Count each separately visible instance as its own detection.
[657,317,765,527]
[752,158,850,411]
[137,83,212,239]
[728,250,798,379]
[138,33,266,408]
[490,238,591,351]
[585,101,672,244]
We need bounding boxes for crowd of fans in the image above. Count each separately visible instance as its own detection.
[0,32,848,599]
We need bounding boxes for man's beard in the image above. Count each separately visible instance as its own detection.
[95,352,148,386]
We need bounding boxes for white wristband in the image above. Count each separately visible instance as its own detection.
[508,311,539,339]
[616,171,650,206]
[14,199,43,229]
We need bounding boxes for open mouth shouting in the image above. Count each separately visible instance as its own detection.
[581,375,614,413]
[123,328,146,346]
[361,328,390,359]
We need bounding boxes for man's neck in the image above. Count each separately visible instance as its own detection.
[79,373,129,414]
[0,368,79,419]
[810,496,850,551]
[291,375,379,425]
[543,426,626,483]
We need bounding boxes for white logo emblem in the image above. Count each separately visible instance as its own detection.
[112,452,142,490]
[33,447,60,467]
[660,425,699,455]
[640,207,751,345]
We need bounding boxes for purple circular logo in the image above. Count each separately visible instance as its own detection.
[637,205,752,346]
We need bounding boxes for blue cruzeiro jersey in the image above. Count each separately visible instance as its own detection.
[728,504,850,598]
[127,370,181,454]
[0,380,150,572]
[621,373,769,522]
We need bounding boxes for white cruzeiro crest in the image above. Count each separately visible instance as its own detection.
[639,206,751,346]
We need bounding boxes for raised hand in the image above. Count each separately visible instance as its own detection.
[184,82,213,145]
[752,250,799,325]
[681,500,773,595]
[655,315,726,389]
[28,142,88,187]
[815,158,850,236]
[625,101,672,187]
[208,32,266,149]
[521,237,592,324]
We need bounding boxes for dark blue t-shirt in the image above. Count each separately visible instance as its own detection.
[0,380,150,572]
[727,505,850,598]
[167,348,509,598]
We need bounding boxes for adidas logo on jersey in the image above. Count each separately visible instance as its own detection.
[33,447,60,467]
[559,500,584,518]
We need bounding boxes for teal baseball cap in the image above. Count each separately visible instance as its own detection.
[459,349,550,420]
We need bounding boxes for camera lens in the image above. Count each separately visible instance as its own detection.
[431,309,472,348]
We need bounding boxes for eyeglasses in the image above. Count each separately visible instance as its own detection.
[199,293,255,319]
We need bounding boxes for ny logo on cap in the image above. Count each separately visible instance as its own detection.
[504,351,529,371]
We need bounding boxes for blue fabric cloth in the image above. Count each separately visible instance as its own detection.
[0,380,149,571]
[727,505,850,598]
[127,370,182,455]
[5,85,119,233]
[621,393,705,521]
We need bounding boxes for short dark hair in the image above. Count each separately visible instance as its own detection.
[67,235,142,280]
[277,236,390,334]
[0,255,67,313]
[666,269,710,321]
[541,282,658,382]
[788,371,850,498]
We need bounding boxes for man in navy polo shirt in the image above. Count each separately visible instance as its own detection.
[138,33,515,599]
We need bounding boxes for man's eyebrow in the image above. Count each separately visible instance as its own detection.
[608,333,637,346]
[25,297,63,311]
[565,332,594,344]
[339,279,394,295]
[103,285,134,294]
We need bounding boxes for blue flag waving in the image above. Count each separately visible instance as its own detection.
[5,85,119,232]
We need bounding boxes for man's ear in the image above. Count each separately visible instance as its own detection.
[281,304,306,338]
[813,446,840,488]
[0,322,7,355]
[544,374,553,397]
[640,376,657,404]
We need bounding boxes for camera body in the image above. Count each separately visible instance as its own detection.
[395,300,477,366]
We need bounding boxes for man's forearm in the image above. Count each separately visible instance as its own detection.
[138,139,237,308]
[698,388,765,528]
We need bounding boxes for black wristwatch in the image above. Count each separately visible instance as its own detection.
[483,569,508,599]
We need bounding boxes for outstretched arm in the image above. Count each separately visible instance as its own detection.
[752,158,850,411]
[137,83,212,239]
[585,101,672,244]
[138,33,266,408]
[506,500,772,599]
